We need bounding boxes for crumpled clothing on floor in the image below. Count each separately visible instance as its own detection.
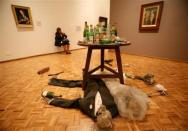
[48,77,83,87]
[125,73,155,85]
[103,78,149,121]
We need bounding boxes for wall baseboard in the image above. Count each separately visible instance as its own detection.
[109,50,188,63]
[0,48,86,63]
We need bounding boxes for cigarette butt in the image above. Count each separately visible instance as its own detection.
[37,67,50,75]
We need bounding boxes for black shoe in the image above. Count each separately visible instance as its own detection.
[43,97,54,104]
[66,51,71,54]
[41,91,54,104]
[41,90,55,99]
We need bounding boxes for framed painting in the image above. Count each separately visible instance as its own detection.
[11,5,33,27]
[99,16,108,28]
[139,1,164,31]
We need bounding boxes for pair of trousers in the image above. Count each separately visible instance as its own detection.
[49,97,80,109]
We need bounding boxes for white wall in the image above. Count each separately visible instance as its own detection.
[0,0,110,61]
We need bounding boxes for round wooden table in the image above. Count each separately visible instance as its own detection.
[78,41,131,89]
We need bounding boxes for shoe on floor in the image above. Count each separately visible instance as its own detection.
[41,90,55,99]
[66,51,71,54]
[42,96,54,104]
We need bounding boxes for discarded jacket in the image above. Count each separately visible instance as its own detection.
[48,78,83,87]
[103,78,149,121]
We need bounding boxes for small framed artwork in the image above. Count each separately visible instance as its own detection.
[139,1,164,31]
[99,16,108,28]
[11,5,33,27]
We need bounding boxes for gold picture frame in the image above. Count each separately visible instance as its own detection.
[11,5,33,28]
[139,1,164,31]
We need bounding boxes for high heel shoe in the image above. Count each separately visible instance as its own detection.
[66,51,71,54]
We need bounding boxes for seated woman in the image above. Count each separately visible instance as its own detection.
[55,27,71,54]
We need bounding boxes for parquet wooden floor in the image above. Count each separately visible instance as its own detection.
[0,49,188,131]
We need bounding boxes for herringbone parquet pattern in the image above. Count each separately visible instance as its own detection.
[0,49,188,131]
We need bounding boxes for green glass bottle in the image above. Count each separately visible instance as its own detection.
[83,22,87,37]
[86,25,89,41]
[83,21,89,41]
[111,25,117,36]
[89,25,94,43]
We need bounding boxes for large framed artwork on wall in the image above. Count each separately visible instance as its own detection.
[11,5,33,28]
[139,1,164,31]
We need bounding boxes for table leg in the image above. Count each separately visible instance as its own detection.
[83,47,93,89]
[101,49,104,71]
[115,47,124,84]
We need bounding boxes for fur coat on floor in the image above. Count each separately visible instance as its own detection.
[103,78,149,121]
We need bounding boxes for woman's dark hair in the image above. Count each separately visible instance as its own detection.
[56,27,61,34]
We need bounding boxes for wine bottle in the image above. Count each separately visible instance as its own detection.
[111,25,117,36]
[89,25,94,43]
[83,21,88,41]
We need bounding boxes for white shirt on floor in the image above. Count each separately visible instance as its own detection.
[94,91,102,116]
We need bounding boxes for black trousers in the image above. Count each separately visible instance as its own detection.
[48,78,83,87]
[50,97,80,108]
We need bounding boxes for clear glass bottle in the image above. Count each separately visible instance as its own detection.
[111,25,117,36]
[106,23,111,40]
[94,25,100,43]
